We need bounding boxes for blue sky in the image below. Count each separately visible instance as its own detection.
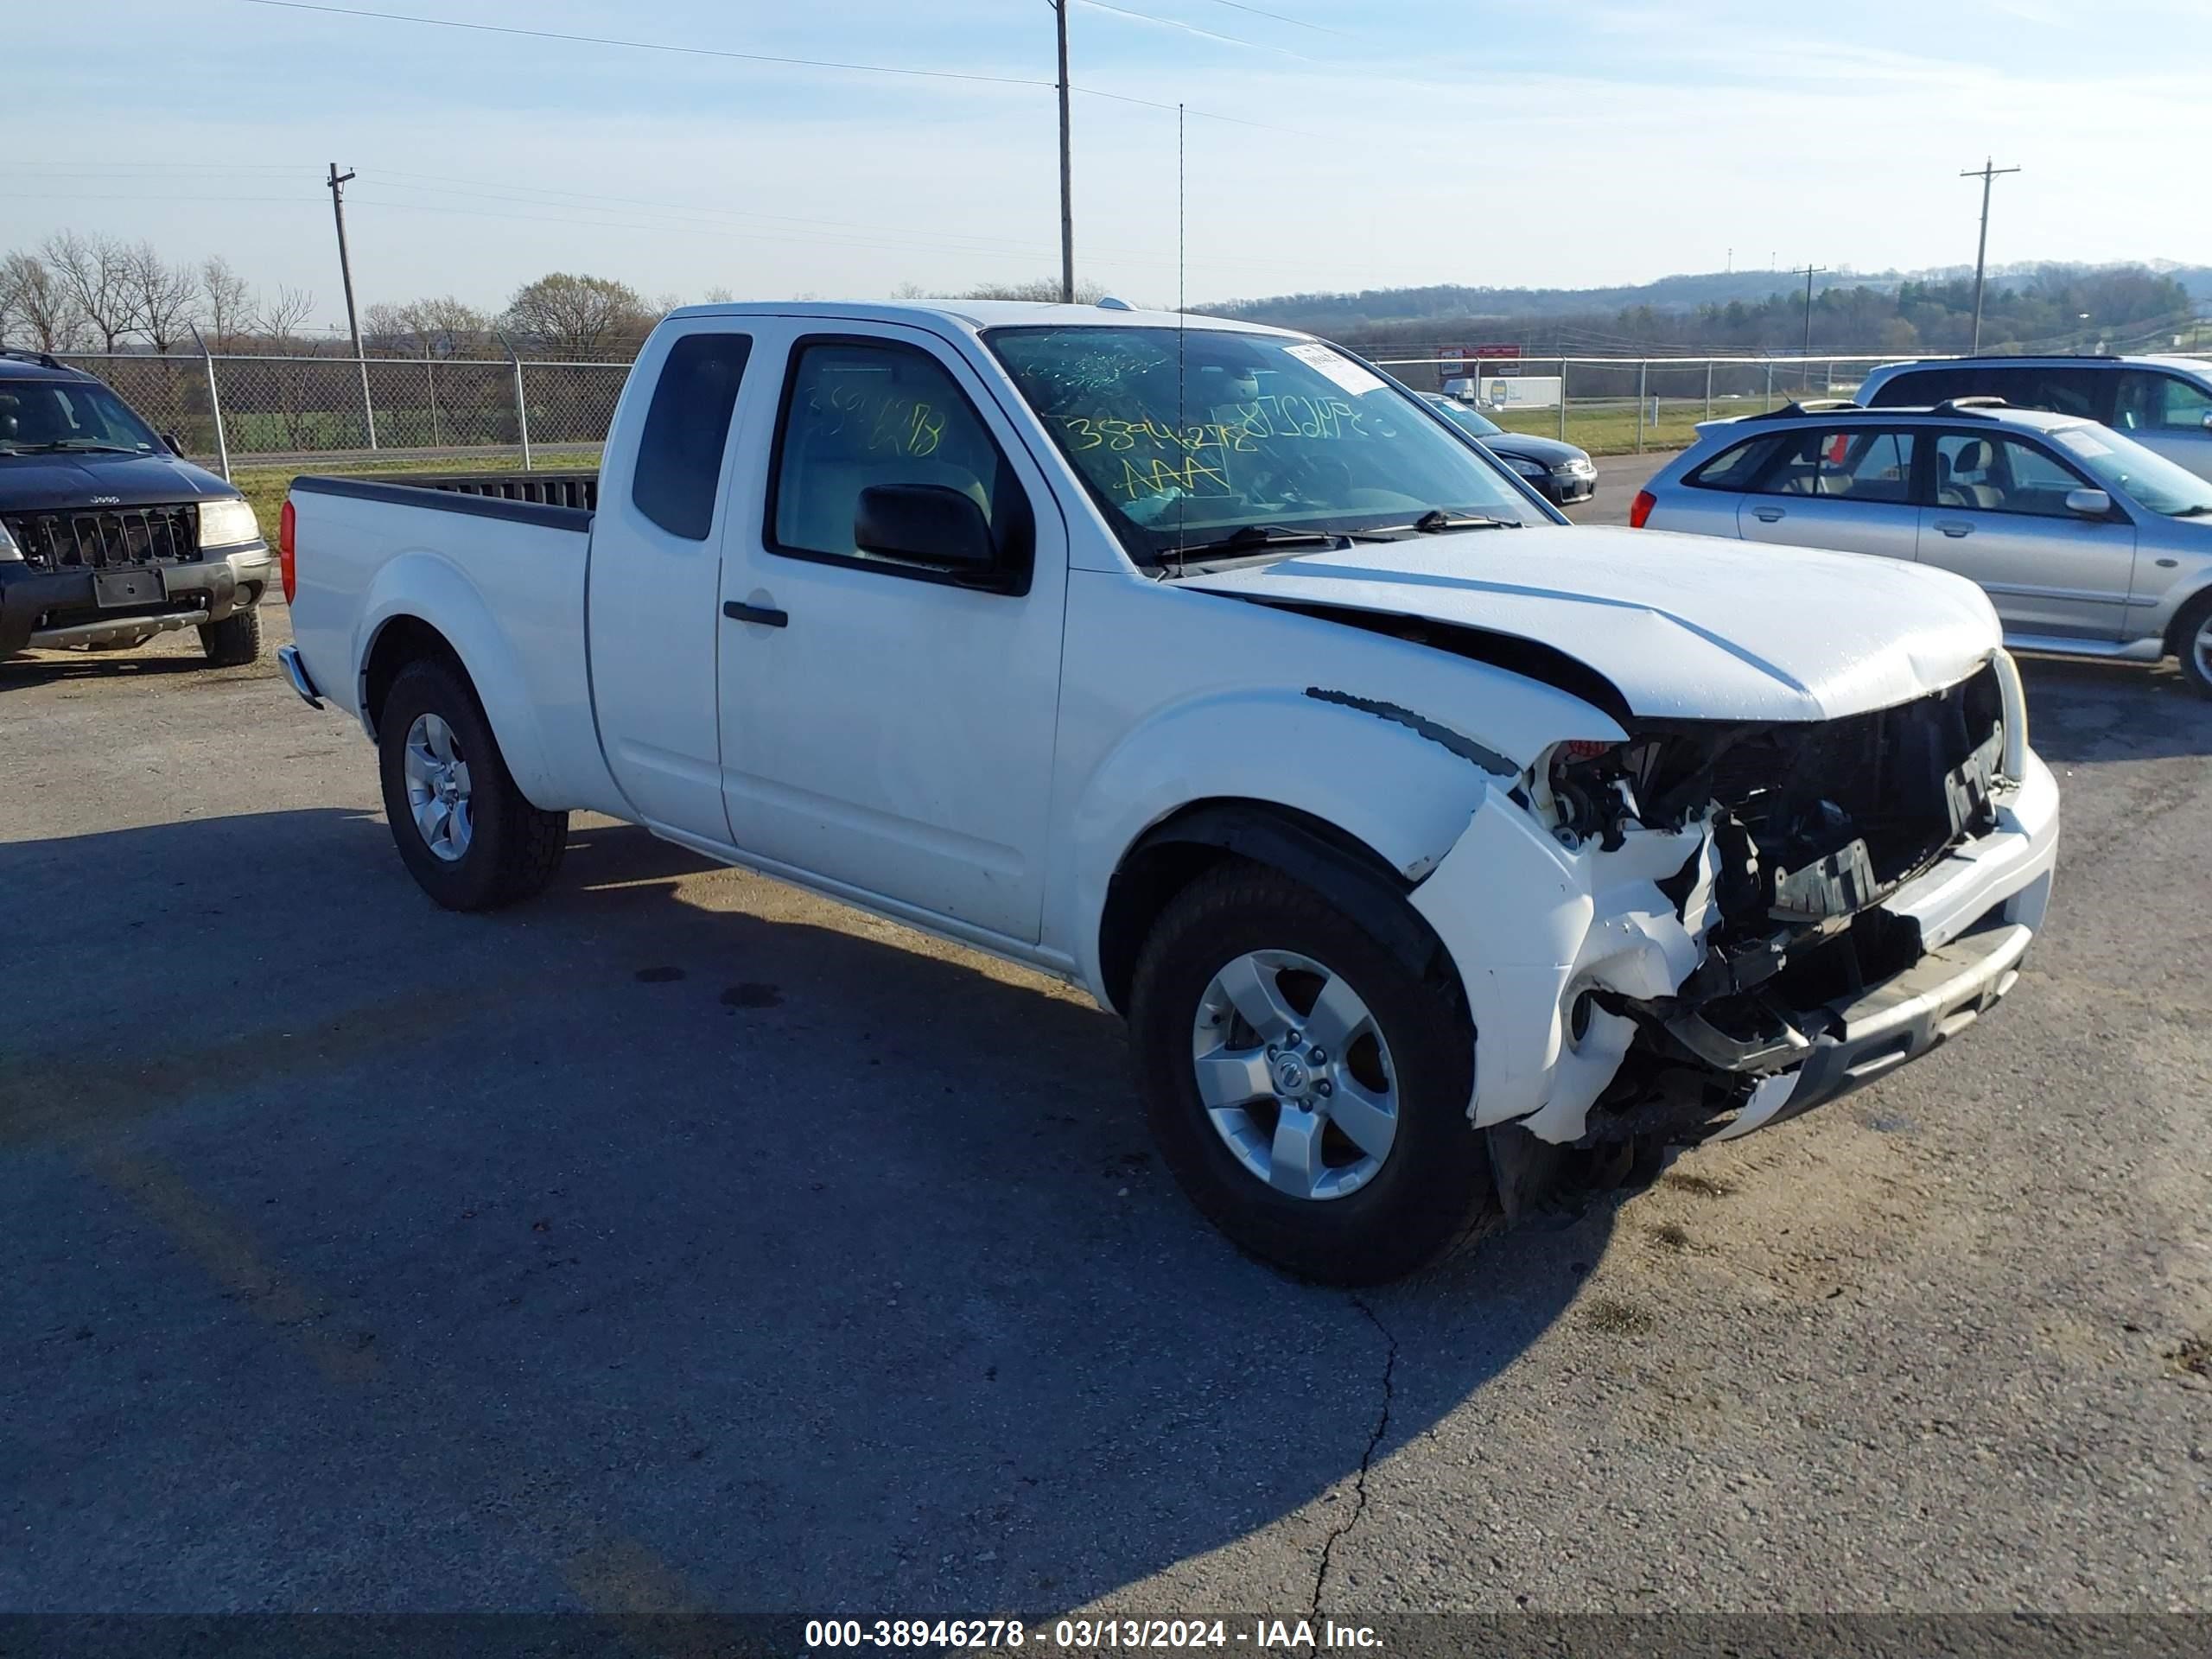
[6,0,2208,332]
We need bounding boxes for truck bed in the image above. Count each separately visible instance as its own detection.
[291,469,598,522]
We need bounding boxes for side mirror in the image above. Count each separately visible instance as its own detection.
[2200,410,2212,433]
[2063,486,2113,518]
[855,483,995,572]
[161,431,186,456]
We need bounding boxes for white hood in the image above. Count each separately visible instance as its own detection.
[1173,524,2001,721]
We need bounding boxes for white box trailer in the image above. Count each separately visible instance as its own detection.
[1442,375,1561,410]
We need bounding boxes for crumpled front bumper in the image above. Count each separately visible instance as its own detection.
[1408,747,2060,1147]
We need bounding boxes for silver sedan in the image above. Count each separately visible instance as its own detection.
[1635,400,2212,696]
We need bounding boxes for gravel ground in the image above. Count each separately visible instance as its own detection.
[3,505,2209,1620]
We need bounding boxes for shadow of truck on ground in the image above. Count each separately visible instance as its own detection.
[0,809,1610,1615]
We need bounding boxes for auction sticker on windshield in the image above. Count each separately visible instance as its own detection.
[1283,343,1386,398]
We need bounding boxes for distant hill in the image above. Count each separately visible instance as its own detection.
[1201,260,2210,359]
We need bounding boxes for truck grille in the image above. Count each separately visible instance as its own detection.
[3,505,200,571]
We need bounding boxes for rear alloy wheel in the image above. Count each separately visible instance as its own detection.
[1129,861,1497,1285]
[377,658,569,910]
[2177,591,2212,699]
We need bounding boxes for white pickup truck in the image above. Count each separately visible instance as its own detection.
[279,301,2060,1284]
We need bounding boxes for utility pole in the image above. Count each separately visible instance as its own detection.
[1053,1,1074,303]
[1793,264,1826,388]
[326,162,377,448]
[1961,158,2020,355]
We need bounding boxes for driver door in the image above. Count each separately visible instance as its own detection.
[714,323,1068,945]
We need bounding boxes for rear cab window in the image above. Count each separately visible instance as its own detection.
[632,332,753,539]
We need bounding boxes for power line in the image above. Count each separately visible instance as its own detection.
[236,0,1053,87]
[1074,0,1318,60]
[231,0,1286,127]
[1198,0,1345,34]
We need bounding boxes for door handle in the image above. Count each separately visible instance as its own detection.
[1752,507,1786,522]
[723,601,788,628]
[1932,520,1974,538]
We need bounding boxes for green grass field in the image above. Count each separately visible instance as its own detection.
[1489,397,1790,457]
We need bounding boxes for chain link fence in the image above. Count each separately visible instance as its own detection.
[1367,353,1937,454]
[47,346,1945,477]
[53,350,631,474]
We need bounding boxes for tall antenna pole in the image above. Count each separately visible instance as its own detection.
[326,162,377,448]
[1961,158,2021,354]
[1792,264,1827,389]
[1054,1,1074,303]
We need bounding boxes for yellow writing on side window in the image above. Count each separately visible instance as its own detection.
[809,383,946,457]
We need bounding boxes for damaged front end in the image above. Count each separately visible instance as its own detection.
[1410,652,2058,1149]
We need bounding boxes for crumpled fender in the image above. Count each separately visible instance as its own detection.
[1410,781,1717,1142]
[1064,690,1512,1002]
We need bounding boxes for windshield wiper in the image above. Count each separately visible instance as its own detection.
[1407,509,1517,533]
[2170,504,2212,518]
[18,441,143,455]
[1166,523,1398,557]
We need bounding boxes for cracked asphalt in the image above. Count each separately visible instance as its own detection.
[4,504,2210,1617]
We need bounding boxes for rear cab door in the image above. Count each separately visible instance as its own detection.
[1734,423,1922,557]
[1915,426,2137,640]
[585,320,757,842]
[711,318,1069,945]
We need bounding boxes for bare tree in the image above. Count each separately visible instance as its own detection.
[501,272,654,360]
[962,276,1109,305]
[200,256,252,350]
[363,295,493,358]
[362,300,416,358]
[0,251,87,352]
[44,232,143,351]
[124,241,201,353]
[251,285,320,351]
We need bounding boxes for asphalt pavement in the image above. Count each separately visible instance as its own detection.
[4,462,2209,1619]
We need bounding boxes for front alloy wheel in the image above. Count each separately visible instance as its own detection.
[1130,860,1497,1285]
[1192,950,1399,1200]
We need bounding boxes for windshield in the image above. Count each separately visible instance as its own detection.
[1423,394,1505,438]
[985,325,1539,565]
[2050,423,2212,518]
[0,379,163,455]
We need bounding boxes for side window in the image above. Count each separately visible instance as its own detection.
[1685,435,1779,490]
[1871,368,1967,407]
[769,338,1030,582]
[631,332,753,540]
[2013,367,2107,422]
[2114,371,2212,434]
[1751,428,1916,502]
[1932,433,2086,517]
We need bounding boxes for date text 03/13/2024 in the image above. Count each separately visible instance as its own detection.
[802,1618,1383,1650]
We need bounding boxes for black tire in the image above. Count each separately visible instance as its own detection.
[2173,590,2212,699]
[377,658,569,911]
[1128,859,1497,1285]
[198,608,263,667]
